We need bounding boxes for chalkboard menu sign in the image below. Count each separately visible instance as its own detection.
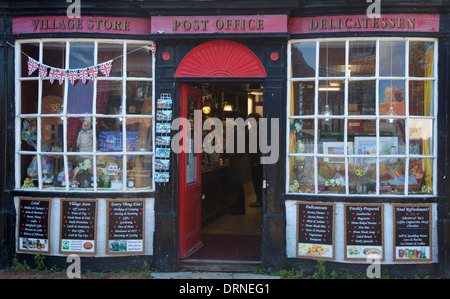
[18,198,51,253]
[345,204,384,261]
[394,204,432,262]
[296,202,334,259]
[60,200,97,254]
[107,200,145,254]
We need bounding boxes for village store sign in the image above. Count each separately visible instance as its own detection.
[12,16,151,35]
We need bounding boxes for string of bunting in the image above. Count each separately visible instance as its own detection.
[8,41,156,86]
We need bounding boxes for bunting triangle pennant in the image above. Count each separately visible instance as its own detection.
[38,64,48,80]
[27,57,39,76]
[66,70,79,86]
[98,60,113,78]
[87,66,98,82]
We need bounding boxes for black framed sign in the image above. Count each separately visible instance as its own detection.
[296,202,335,260]
[17,198,51,253]
[106,200,145,254]
[393,204,432,262]
[60,200,97,254]
[345,204,384,261]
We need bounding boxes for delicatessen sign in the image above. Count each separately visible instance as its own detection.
[296,202,334,259]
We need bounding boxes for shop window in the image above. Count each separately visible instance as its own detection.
[16,39,154,191]
[288,38,437,196]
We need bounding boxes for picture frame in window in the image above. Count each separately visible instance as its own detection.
[354,137,398,163]
[323,142,353,163]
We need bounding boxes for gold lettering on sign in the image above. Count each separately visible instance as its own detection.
[307,16,416,31]
[173,18,265,32]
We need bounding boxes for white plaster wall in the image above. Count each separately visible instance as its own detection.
[15,197,155,257]
[285,200,438,264]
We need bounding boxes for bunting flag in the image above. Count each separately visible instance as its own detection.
[26,57,114,86]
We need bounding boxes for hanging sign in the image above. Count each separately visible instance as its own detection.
[151,15,287,34]
[345,204,384,261]
[296,202,335,260]
[17,198,51,253]
[13,16,151,35]
[289,14,440,34]
[394,204,432,262]
[60,200,97,254]
[107,200,145,254]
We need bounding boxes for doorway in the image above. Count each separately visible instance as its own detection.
[179,82,264,262]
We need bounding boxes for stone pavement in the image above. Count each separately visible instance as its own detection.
[0,269,281,279]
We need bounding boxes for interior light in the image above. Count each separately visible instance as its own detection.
[223,104,233,112]
[202,106,211,114]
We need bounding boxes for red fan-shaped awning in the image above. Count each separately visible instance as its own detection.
[175,40,267,78]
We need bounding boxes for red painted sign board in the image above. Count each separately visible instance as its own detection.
[151,15,287,34]
[289,14,440,34]
[12,16,151,35]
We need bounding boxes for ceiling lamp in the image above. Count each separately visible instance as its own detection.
[223,104,233,112]
[202,105,211,114]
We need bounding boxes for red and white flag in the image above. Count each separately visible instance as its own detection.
[98,60,113,77]
[66,70,79,86]
[48,68,64,85]
[79,68,89,84]
[27,57,39,76]
[38,64,48,79]
[88,66,98,82]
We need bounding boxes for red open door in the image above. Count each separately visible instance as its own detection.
[178,84,203,259]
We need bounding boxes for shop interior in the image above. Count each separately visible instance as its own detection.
[187,82,264,261]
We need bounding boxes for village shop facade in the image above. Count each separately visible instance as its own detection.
[0,1,449,277]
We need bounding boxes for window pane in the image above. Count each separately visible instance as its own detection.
[379,119,406,155]
[318,158,346,194]
[67,116,93,153]
[379,41,405,77]
[97,43,123,77]
[126,81,153,115]
[348,41,376,77]
[349,158,376,194]
[21,155,38,189]
[43,42,65,70]
[379,158,406,195]
[127,155,152,189]
[42,155,64,189]
[348,80,376,115]
[291,42,316,78]
[379,80,405,116]
[41,117,63,152]
[97,81,123,115]
[127,44,152,78]
[96,155,124,189]
[126,118,152,152]
[290,81,314,116]
[69,42,94,69]
[409,119,433,155]
[21,118,37,151]
[318,119,345,154]
[21,80,38,114]
[42,80,64,114]
[70,156,94,190]
[409,41,434,78]
[289,156,314,193]
[319,80,344,115]
[409,80,434,116]
[319,41,345,77]
[348,120,376,141]
[67,80,94,114]
[289,119,314,154]
[21,43,39,77]
[409,158,433,195]
[97,118,123,152]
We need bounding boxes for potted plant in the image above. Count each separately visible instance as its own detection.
[77,159,92,188]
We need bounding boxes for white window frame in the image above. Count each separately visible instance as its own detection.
[286,37,438,197]
[14,38,155,192]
